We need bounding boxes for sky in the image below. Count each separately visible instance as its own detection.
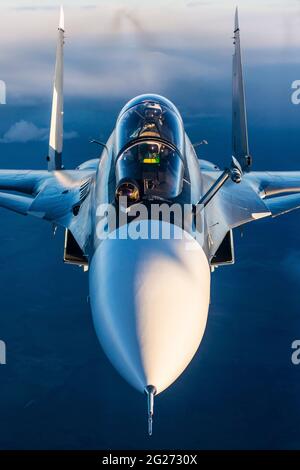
[1,0,300,103]
[0,0,300,450]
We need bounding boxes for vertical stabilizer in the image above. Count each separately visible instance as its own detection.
[48,6,65,171]
[232,8,251,171]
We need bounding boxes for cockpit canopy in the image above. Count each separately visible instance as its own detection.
[115,95,185,156]
[115,95,185,202]
[116,140,184,202]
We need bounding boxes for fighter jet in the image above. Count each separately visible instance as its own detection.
[1,7,300,435]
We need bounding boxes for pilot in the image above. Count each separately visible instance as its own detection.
[140,103,164,139]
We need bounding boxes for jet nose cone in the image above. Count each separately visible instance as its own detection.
[89,221,210,394]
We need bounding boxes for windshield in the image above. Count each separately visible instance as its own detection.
[115,100,185,156]
[115,140,184,201]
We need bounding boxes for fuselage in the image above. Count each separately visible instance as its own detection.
[87,94,224,398]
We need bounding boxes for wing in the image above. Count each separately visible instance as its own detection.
[202,170,300,234]
[0,164,97,250]
[245,172,300,218]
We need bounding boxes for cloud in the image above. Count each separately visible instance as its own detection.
[11,5,58,11]
[0,120,48,143]
[11,4,97,11]
[0,1,299,103]
[0,120,78,143]
[64,130,79,139]
[186,1,211,7]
